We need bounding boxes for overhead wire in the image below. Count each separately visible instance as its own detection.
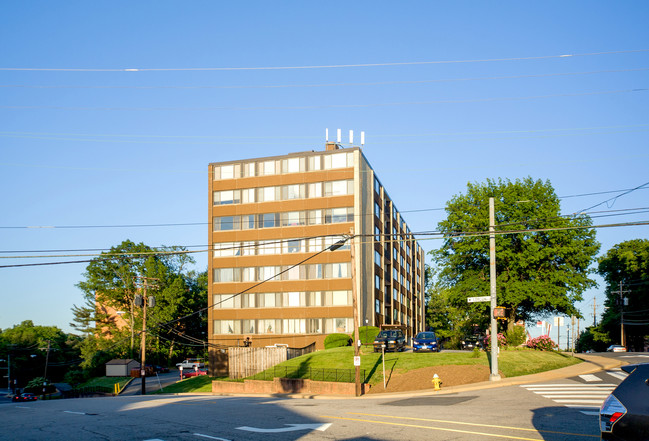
[1,49,647,71]
[2,67,648,90]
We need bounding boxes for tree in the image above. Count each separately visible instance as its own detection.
[597,239,649,351]
[74,240,207,367]
[433,177,600,330]
[0,320,81,387]
[425,265,481,348]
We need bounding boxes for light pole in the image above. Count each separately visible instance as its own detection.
[489,197,501,381]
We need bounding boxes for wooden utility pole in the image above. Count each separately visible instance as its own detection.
[611,282,630,347]
[137,277,158,396]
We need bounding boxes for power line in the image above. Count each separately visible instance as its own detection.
[2,219,649,269]
[2,67,647,89]
[1,49,646,71]
[576,180,649,214]
[2,88,646,112]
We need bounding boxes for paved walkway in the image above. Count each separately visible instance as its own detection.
[120,371,182,396]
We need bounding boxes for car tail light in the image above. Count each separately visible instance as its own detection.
[600,394,627,432]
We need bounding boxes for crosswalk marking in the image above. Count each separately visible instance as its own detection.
[606,371,628,381]
[520,374,624,415]
[578,374,601,382]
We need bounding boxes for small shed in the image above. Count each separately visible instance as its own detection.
[105,359,140,377]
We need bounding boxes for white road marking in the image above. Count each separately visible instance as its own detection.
[193,435,232,441]
[578,374,601,382]
[236,423,332,433]
[606,371,628,381]
[521,382,614,413]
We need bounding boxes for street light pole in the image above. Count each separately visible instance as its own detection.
[489,197,501,381]
[349,229,361,397]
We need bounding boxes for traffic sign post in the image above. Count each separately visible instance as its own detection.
[467,296,491,303]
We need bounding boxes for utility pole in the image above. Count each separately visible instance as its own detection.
[136,277,158,396]
[611,282,630,347]
[593,296,597,327]
[349,228,361,396]
[489,197,500,381]
[43,340,51,380]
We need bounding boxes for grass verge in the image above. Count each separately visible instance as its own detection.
[252,346,581,386]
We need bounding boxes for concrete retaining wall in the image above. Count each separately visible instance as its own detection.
[212,378,370,395]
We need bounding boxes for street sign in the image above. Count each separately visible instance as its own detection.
[353,356,361,367]
[467,296,491,303]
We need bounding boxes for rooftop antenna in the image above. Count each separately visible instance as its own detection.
[325,128,329,142]
[349,130,354,145]
[337,129,341,144]
[361,131,365,146]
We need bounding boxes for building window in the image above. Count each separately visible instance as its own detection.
[375,226,381,242]
[308,155,321,171]
[375,299,381,314]
[375,202,381,218]
[374,250,381,266]
[374,177,380,194]
[262,160,276,176]
[393,287,398,301]
[260,213,279,228]
[375,274,381,290]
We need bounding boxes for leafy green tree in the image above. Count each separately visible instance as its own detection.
[75,240,207,367]
[433,178,600,330]
[597,239,649,351]
[0,320,81,386]
[425,265,482,348]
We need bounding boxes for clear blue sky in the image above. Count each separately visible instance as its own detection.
[1,2,647,342]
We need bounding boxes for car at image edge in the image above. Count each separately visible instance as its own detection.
[600,362,649,440]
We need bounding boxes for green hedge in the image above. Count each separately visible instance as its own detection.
[324,333,352,349]
[359,326,380,344]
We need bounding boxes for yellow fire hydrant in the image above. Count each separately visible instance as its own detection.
[432,373,442,391]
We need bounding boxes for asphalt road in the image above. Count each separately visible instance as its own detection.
[1,352,646,441]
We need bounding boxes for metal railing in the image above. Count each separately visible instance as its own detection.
[248,366,367,383]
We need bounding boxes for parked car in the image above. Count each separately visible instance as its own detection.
[176,358,205,369]
[12,393,37,402]
[412,331,439,352]
[146,364,170,374]
[181,368,208,378]
[607,345,627,353]
[373,329,406,352]
[461,337,483,351]
[600,363,649,440]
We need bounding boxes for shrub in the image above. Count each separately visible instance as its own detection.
[471,347,481,358]
[505,326,527,347]
[359,326,380,345]
[526,335,557,351]
[483,333,507,351]
[324,333,352,349]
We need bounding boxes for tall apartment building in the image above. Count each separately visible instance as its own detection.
[208,143,425,352]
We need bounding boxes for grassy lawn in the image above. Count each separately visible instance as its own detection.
[150,347,581,393]
[82,376,131,390]
[254,346,581,386]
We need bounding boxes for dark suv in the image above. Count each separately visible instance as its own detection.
[373,330,406,352]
